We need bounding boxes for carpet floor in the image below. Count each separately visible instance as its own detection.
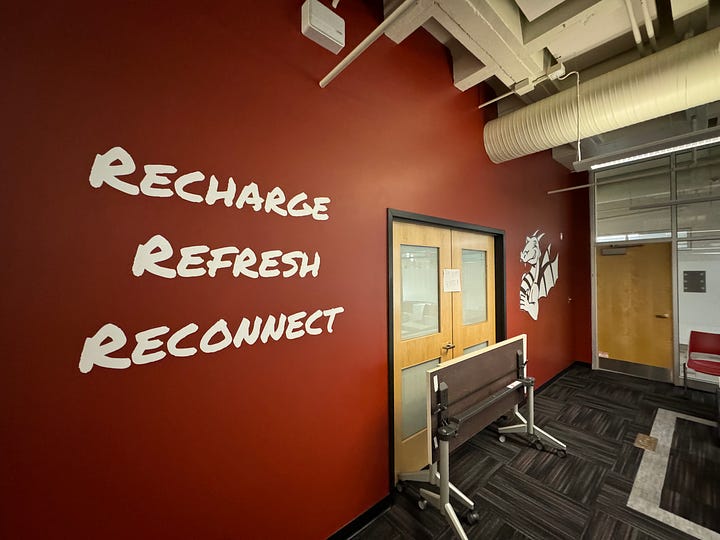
[351,364,719,540]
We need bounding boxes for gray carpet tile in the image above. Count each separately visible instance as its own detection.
[509,447,607,506]
[611,443,644,479]
[466,429,522,464]
[435,505,532,540]
[535,381,581,402]
[447,443,503,494]
[594,472,697,540]
[531,394,570,420]
[385,487,449,539]
[542,420,622,468]
[351,514,403,540]
[660,418,720,533]
[476,465,590,539]
[349,364,718,540]
[621,419,657,446]
[581,380,644,408]
[581,509,659,540]
[566,391,640,421]
[556,402,629,441]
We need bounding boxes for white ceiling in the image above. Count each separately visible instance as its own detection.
[379,0,719,169]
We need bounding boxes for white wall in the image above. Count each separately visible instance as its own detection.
[678,250,720,342]
[678,249,720,382]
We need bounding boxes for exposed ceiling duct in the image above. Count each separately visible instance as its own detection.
[484,27,720,163]
[370,0,720,169]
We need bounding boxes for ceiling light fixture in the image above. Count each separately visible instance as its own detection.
[590,136,720,170]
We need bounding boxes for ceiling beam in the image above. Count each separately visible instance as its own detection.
[383,0,436,44]
[450,46,495,90]
[438,0,544,83]
[432,4,514,86]
[522,0,609,52]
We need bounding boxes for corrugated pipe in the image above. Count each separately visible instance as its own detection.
[483,28,720,164]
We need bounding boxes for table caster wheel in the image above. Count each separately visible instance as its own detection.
[464,511,480,525]
[533,440,544,452]
[418,498,427,510]
[395,482,404,493]
[557,449,567,458]
[498,435,506,443]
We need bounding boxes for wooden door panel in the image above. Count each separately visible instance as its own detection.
[393,221,452,474]
[451,230,496,355]
[597,243,672,368]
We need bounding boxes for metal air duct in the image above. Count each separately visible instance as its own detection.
[483,28,720,164]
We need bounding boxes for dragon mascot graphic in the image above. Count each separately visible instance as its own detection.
[520,231,559,320]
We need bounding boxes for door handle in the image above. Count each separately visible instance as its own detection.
[442,343,456,351]
[655,314,670,319]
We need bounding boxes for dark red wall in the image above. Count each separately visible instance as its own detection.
[0,1,590,538]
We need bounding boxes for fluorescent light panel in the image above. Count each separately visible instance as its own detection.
[596,231,672,243]
[590,136,720,171]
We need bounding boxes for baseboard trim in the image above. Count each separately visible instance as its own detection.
[327,495,391,540]
[597,357,672,383]
[683,377,719,393]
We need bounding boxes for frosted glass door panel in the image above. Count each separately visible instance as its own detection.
[463,341,488,355]
[401,358,440,438]
[462,249,487,325]
[401,245,440,340]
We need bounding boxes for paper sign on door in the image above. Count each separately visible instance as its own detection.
[443,269,461,292]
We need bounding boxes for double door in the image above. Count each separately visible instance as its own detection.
[392,220,496,476]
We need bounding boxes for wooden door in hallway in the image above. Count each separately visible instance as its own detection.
[596,243,673,369]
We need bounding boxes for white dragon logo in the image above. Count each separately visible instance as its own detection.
[520,231,559,320]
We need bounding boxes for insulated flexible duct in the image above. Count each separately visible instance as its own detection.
[483,28,720,163]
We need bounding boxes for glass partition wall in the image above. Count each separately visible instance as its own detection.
[676,146,720,384]
[593,144,720,385]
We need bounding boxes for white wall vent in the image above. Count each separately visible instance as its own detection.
[302,0,345,55]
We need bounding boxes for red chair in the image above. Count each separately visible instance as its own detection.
[683,330,720,440]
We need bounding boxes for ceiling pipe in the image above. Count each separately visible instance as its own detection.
[483,28,720,164]
[640,0,657,50]
[319,0,415,88]
[624,0,646,55]
[477,89,514,110]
